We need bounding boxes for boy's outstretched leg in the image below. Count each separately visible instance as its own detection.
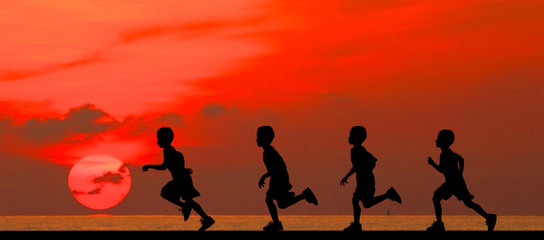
[486,214,497,231]
[463,199,496,231]
[184,199,214,231]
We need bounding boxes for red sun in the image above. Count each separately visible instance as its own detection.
[68,154,131,210]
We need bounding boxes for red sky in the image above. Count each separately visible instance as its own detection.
[1,0,543,216]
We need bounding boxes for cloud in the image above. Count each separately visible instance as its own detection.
[93,171,124,185]
[72,164,129,196]
[0,103,187,164]
[201,102,232,117]
[20,104,118,145]
[9,104,184,146]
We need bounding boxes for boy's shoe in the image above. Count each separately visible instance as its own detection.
[263,221,283,231]
[426,221,445,231]
[343,222,362,231]
[199,216,215,231]
[387,187,402,204]
[303,188,318,206]
[178,207,191,221]
[486,214,497,231]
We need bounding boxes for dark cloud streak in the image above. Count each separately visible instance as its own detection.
[0,52,104,81]
[72,165,129,196]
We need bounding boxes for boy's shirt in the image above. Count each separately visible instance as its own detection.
[351,146,377,183]
[351,146,377,184]
[439,149,464,183]
[163,146,185,181]
[263,146,291,191]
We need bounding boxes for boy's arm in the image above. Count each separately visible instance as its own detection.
[427,157,441,172]
[340,167,356,186]
[258,172,270,188]
[142,162,167,172]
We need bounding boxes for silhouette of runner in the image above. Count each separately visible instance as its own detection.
[256,126,318,231]
[340,126,402,231]
[142,127,215,231]
[426,129,496,231]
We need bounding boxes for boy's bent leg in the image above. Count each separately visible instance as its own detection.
[361,194,388,209]
[303,188,318,205]
[161,183,185,208]
[276,192,304,209]
[387,187,402,203]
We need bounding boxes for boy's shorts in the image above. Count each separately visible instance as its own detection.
[162,180,200,201]
[434,179,474,201]
[354,186,376,202]
[266,186,296,208]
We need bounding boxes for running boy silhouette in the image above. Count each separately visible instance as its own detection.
[426,129,496,231]
[256,126,318,231]
[340,126,402,231]
[142,127,215,231]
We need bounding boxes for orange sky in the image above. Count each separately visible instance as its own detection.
[1,0,543,216]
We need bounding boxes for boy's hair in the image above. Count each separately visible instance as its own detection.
[350,126,367,143]
[157,127,174,143]
[257,125,275,145]
[438,129,455,147]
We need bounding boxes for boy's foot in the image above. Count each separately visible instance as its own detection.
[486,214,497,231]
[263,221,283,231]
[343,222,362,231]
[198,216,215,231]
[178,207,191,221]
[387,187,402,204]
[426,221,445,231]
[303,188,318,206]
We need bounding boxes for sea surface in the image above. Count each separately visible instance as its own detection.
[1,215,542,231]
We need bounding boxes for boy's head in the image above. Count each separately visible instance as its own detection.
[256,125,274,147]
[157,127,174,148]
[436,129,455,148]
[349,126,367,145]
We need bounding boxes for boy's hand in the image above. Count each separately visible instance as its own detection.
[258,176,266,188]
[340,177,348,186]
[427,157,434,166]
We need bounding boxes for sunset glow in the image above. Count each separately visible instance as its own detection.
[1,0,543,216]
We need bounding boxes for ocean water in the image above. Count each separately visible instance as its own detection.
[0,215,542,231]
